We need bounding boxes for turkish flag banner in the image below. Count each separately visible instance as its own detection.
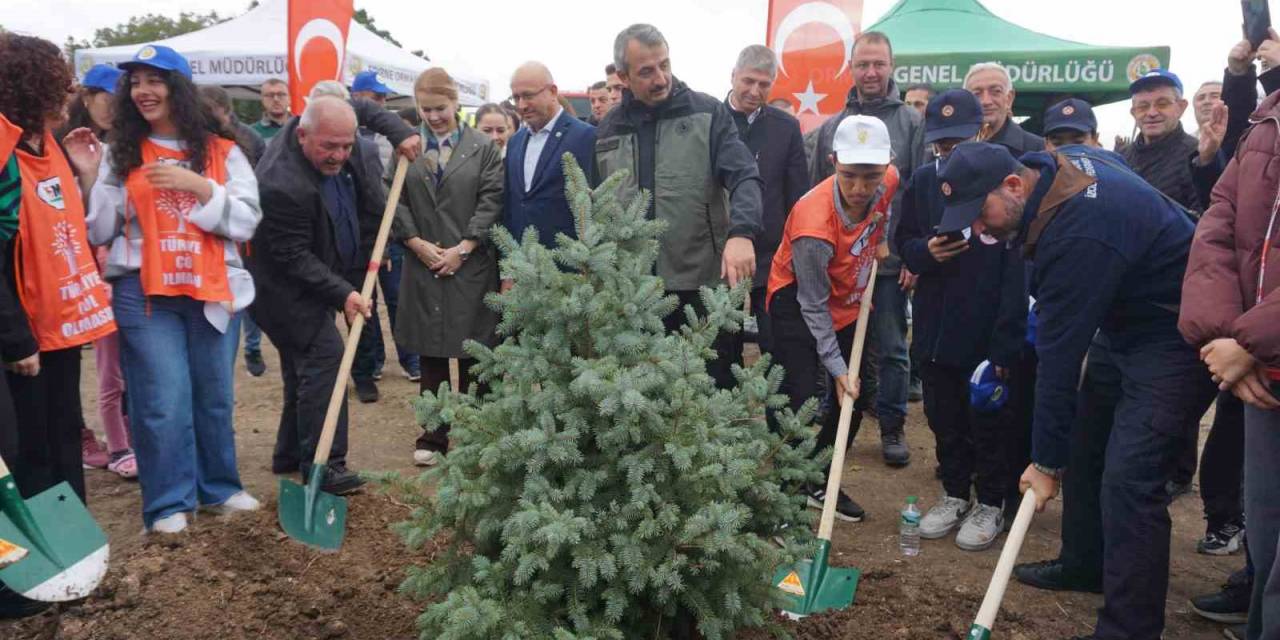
[286,0,355,115]
[766,0,865,133]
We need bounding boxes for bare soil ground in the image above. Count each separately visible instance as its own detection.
[0,322,1233,639]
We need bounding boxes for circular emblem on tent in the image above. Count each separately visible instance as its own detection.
[940,182,952,197]
[1126,54,1161,82]
[346,53,364,80]
[138,46,158,61]
[1062,105,1076,116]
[941,105,955,117]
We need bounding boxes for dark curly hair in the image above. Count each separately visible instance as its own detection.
[0,33,74,139]
[109,66,225,179]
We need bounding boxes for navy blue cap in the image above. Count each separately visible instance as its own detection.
[351,70,391,95]
[935,142,1021,233]
[969,360,1009,413]
[119,45,192,80]
[82,64,123,94]
[924,89,983,144]
[1129,68,1182,95]
[1043,98,1097,134]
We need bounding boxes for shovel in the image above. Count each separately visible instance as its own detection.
[967,490,1038,640]
[278,155,409,551]
[772,260,879,619]
[0,452,108,601]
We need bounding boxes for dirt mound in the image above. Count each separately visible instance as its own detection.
[4,494,430,640]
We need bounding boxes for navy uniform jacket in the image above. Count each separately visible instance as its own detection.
[897,158,1026,371]
[1018,145,1196,468]
[502,113,597,248]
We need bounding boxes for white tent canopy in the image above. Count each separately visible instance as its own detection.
[72,0,490,107]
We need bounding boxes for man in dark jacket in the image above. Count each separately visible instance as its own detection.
[251,96,418,495]
[725,44,807,354]
[809,30,926,467]
[897,89,1027,551]
[1120,70,1205,213]
[594,24,764,389]
[938,141,1205,640]
[964,63,1045,156]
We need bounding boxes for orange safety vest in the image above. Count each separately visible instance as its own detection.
[124,137,234,302]
[1,119,117,351]
[766,167,899,331]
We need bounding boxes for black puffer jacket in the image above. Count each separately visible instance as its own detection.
[1120,123,1201,212]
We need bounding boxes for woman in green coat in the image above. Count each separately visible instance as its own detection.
[393,68,503,467]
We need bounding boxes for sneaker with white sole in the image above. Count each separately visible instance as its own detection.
[413,449,440,467]
[201,491,261,516]
[956,503,1005,551]
[1197,520,1245,556]
[148,512,189,534]
[805,486,865,522]
[920,496,971,539]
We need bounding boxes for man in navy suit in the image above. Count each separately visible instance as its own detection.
[502,61,597,291]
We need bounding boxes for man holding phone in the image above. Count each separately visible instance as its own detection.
[896,89,1028,551]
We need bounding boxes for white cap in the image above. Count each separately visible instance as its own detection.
[832,115,891,165]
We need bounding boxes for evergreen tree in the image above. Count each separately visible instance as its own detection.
[390,155,824,639]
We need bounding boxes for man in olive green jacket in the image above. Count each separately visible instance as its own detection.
[594,23,764,389]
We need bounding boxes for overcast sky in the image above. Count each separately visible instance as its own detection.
[3,0,1253,141]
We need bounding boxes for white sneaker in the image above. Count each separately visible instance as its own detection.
[955,503,1005,551]
[148,512,189,534]
[413,449,439,467]
[201,491,261,516]
[919,496,971,539]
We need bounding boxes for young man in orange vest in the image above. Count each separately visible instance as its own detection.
[767,115,898,522]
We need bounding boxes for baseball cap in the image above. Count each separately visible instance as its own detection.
[351,70,392,95]
[935,142,1021,233]
[1043,98,1097,134]
[969,361,1009,414]
[82,64,124,94]
[119,45,193,80]
[1129,68,1182,95]
[924,89,982,144]
[832,115,891,165]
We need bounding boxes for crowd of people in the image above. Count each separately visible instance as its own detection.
[0,19,1276,640]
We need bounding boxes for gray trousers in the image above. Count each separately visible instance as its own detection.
[1246,381,1280,640]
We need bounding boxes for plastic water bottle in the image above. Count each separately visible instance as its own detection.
[900,496,921,556]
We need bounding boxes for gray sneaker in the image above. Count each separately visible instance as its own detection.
[956,503,1005,551]
[920,496,970,539]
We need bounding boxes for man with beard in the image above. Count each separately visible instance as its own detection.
[809,30,926,468]
[936,141,1203,640]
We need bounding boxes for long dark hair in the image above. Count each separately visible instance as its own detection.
[109,67,225,178]
[57,88,110,140]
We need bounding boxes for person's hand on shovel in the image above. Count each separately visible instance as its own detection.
[833,374,859,406]
[1019,463,1059,512]
[343,291,372,326]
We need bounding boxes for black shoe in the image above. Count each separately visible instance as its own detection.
[805,485,865,522]
[1012,559,1103,594]
[1167,479,1193,499]
[245,350,266,377]
[304,462,366,496]
[372,367,384,381]
[355,379,379,403]
[1198,520,1246,556]
[1191,574,1251,624]
[1224,624,1247,640]
[0,586,52,619]
[880,430,910,467]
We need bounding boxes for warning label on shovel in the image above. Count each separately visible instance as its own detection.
[777,571,806,596]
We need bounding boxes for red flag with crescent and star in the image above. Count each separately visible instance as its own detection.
[766,0,865,133]
[287,0,355,115]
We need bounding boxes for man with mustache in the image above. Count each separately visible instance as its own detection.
[936,141,1204,640]
[593,23,763,390]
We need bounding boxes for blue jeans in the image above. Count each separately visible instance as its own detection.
[112,275,244,528]
[869,274,910,424]
[242,311,262,355]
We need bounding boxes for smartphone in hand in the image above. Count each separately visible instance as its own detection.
[1245,0,1272,49]
[933,228,967,244]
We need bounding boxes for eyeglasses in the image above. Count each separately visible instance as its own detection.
[1130,98,1177,115]
[509,85,551,104]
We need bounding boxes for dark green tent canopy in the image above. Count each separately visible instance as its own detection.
[867,0,1171,120]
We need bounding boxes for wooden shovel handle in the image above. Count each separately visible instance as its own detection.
[973,490,1039,630]
[817,259,879,541]
[312,156,409,467]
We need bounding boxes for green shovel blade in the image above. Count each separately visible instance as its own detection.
[0,480,109,601]
[277,468,347,551]
[967,624,992,640]
[772,540,860,618]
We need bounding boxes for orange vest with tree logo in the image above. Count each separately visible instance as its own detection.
[1,115,117,351]
[124,137,234,303]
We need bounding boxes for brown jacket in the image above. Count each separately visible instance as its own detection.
[1179,91,1280,371]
